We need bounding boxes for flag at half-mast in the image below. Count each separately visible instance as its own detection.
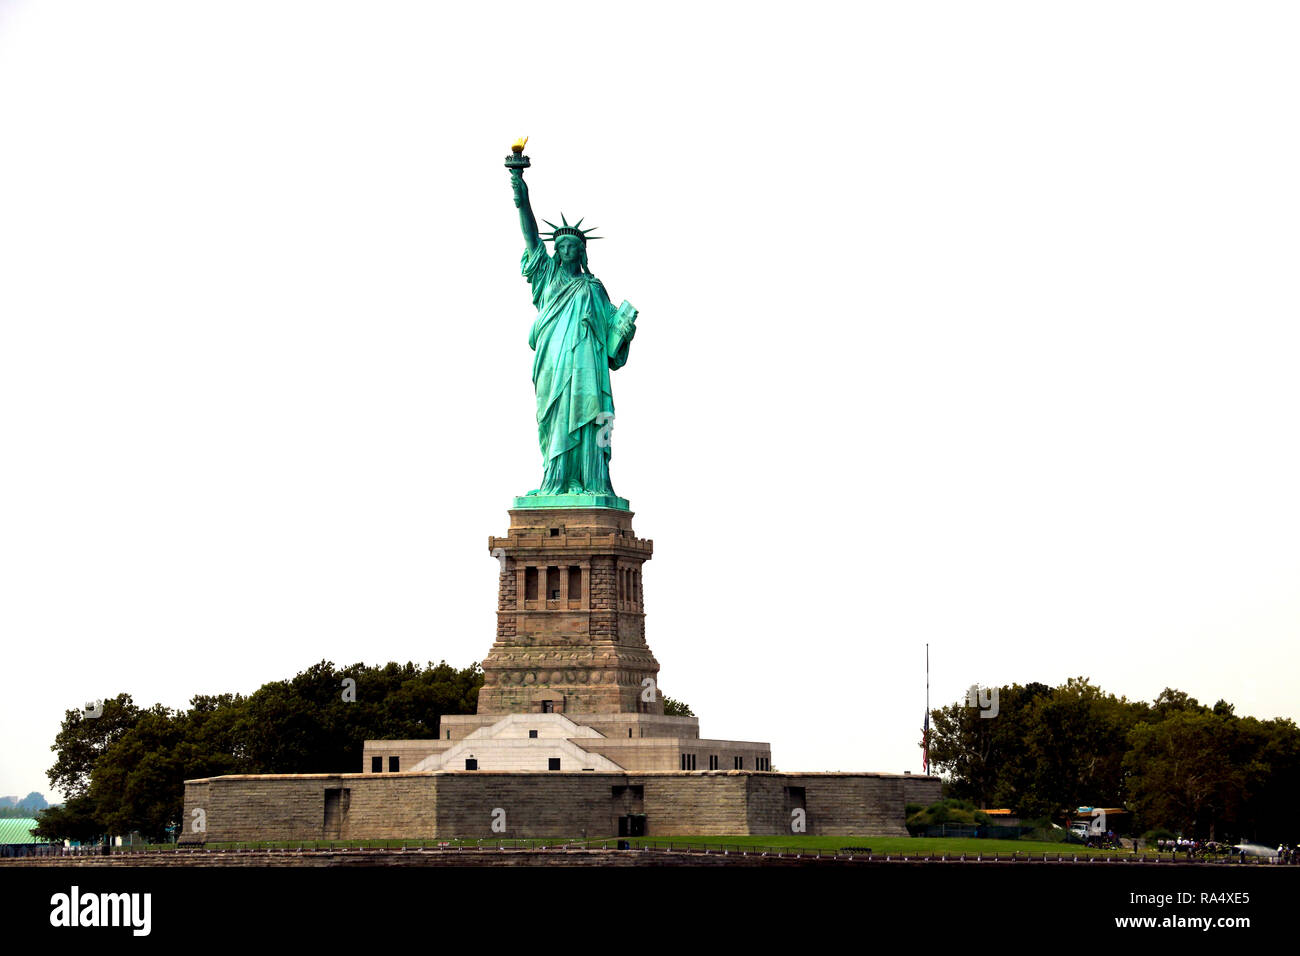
[922,710,930,773]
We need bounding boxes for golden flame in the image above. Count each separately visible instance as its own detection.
[511,135,529,154]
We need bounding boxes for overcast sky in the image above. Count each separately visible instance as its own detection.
[2,1,1297,801]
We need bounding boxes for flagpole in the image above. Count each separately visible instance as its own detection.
[925,643,931,777]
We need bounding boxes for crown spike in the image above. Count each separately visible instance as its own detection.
[539,214,601,244]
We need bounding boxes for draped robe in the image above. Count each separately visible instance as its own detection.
[521,243,634,496]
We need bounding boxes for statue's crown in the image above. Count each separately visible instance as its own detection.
[541,213,602,244]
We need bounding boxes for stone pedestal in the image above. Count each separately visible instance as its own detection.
[478,507,662,717]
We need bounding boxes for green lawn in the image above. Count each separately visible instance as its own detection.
[119,834,1232,861]
[619,835,1153,857]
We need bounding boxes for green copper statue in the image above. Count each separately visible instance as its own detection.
[506,139,637,510]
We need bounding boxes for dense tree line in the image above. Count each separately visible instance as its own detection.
[36,660,483,843]
[0,792,50,818]
[0,806,46,819]
[927,678,1300,842]
[35,660,697,844]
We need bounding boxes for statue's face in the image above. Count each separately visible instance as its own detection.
[555,236,582,265]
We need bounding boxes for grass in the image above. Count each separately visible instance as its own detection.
[618,835,1150,857]
[111,834,1237,861]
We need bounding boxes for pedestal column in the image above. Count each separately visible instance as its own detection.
[478,507,660,716]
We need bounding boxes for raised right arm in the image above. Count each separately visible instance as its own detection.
[511,172,541,252]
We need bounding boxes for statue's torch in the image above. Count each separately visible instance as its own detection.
[506,137,530,208]
[505,136,530,176]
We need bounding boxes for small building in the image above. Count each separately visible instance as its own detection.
[0,818,56,857]
[1068,806,1131,833]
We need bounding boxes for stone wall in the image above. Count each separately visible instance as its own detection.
[181,770,922,843]
[902,774,943,808]
[800,775,907,836]
[639,775,751,834]
[434,772,627,838]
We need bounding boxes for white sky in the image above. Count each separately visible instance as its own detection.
[2,1,1297,801]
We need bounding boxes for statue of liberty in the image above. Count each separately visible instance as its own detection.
[506,139,637,507]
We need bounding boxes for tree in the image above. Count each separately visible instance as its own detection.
[1149,687,1208,721]
[1124,709,1249,840]
[1236,717,1300,844]
[46,693,140,799]
[926,682,1050,808]
[662,695,694,718]
[926,677,1295,839]
[87,704,187,842]
[1017,678,1145,818]
[927,696,999,806]
[929,677,1151,818]
[236,659,483,774]
[31,794,104,844]
[37,660,486,843]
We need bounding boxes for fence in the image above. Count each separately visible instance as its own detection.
[9,838,1287,865]
[908,825,1037,839]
